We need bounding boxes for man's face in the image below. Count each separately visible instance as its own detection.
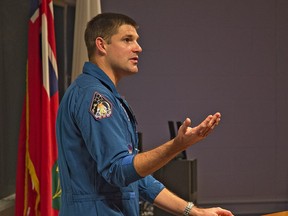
[105,24,142,78]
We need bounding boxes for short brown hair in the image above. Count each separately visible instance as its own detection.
[84,13,139,60]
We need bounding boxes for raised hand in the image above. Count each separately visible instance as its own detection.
[175,112,221,149]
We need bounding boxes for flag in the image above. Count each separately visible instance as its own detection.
[15,0,60,215]
[71,0,101,81]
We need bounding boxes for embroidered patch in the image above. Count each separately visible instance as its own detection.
[90,92,112,120]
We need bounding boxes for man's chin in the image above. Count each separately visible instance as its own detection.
[128,67,139,75]
[127,71,138,76]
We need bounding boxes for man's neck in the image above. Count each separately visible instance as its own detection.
[90,59,119,86]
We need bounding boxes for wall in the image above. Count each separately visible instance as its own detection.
[101,0,288,214]
[0,0,28,199]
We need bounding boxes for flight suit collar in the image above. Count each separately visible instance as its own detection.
[82,61,121,99]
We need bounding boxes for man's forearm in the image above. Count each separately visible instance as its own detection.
[133,138,183,177]
[153,188,189,215]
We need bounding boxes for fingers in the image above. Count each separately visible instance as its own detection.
[197,207,234,216]
[209,113,221,130]
[199,112,221,137]
[215,207,234,216]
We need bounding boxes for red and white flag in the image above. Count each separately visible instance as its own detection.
[15,0,60,215]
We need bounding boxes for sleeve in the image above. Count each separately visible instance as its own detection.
[138,175,165,203]
[75,89,143,187]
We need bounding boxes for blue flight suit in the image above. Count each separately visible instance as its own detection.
[56,62,164,215]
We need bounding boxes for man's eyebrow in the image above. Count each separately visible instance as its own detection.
[123,34,140,39]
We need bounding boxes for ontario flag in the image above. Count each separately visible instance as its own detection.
[15,0,61,215]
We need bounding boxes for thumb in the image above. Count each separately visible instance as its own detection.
[180,118,191,134]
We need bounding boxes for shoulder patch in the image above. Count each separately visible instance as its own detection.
[90,92,112,120]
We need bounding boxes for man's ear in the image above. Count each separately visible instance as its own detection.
[95,37,107,54]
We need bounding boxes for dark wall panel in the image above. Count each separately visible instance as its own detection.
[0,0,29,199]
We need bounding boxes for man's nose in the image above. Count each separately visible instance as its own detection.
[134,41,142,53]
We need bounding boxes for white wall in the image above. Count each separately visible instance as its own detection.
[102,0,288,214]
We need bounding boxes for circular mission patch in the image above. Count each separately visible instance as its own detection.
[90,92,112,120]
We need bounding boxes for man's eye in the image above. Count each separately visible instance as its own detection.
[124,38,131,42]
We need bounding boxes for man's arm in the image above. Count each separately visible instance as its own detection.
[134,112,221,177]
[153,188,234,216]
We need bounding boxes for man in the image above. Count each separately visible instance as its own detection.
[56,13,233,216]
